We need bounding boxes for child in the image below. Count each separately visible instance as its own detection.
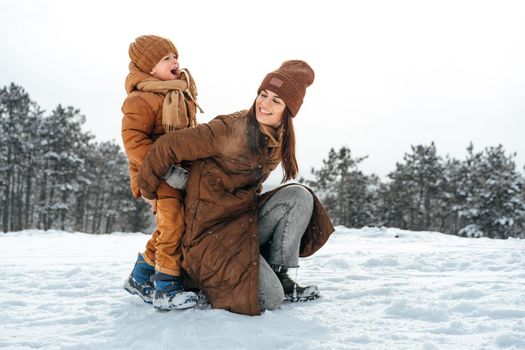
[121,35,200,310]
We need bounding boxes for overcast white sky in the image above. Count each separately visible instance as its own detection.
[1,0,524,183]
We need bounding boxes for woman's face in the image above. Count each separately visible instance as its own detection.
[255,89,286,128]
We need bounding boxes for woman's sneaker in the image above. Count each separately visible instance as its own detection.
[150,272,198,311]
[123,253,155,304]
[276,269,320,302]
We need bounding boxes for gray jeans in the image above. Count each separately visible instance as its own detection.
[258,185,314,310]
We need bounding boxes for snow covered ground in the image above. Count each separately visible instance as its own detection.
[1,227,524,350]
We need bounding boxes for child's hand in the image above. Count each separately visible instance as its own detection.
[142,197,157,214]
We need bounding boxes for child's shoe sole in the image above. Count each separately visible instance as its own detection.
[153,290,198,311]
[123,276,153,304]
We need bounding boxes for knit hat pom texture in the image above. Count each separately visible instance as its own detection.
[257,60,315,117]
[129,35,178,74]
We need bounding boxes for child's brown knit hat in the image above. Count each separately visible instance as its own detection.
[128,35,178,74]
[257,60,315,117]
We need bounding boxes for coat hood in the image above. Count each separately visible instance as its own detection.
[125,62,154,94]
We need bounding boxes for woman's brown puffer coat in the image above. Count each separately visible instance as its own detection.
[138,110,335,315]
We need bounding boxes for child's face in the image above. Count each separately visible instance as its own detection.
[150,52,179,80]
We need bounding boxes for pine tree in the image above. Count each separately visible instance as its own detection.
[77,141,151,233]
[379,143,448,231]
[520,167,525,237]
[449,144,486,237]
[34,105,92,230]
[450,144,524,238]
[305,147,378,227]
[0,83,43,232]
[1,83,151,234]
[476,145,524,238]
[441,156,464,234]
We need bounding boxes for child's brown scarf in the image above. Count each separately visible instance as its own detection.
[136,69,203,131]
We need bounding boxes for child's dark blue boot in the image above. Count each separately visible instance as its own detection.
[123,253,155,304]
[150,272,198,310]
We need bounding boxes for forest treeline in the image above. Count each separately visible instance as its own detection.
[304,144,525,239]
[0,83,150,233]
[1,83,524,238]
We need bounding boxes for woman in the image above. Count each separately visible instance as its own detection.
[138,60,335,316]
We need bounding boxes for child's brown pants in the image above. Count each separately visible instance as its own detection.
[143,197,184,276]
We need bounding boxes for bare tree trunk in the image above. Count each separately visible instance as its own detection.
[105,214,113,234]
[9,156,17,232]
[75,188,90,232]
[60,190,67,231]
[91,191,101,233]
[424,191,431,230]
[46,184,54,230]
[38,166,47,230]
[15,169,23,231]
[24,161,32,228]
[3,147,12,232]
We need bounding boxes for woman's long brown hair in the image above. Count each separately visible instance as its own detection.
[247,103,298,183]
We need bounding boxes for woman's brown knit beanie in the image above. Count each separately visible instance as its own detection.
[257,60,315,117]
[128,35,178,74]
